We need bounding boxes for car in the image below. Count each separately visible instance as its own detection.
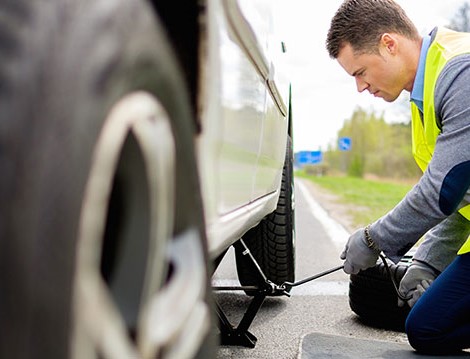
[0,0,294,358]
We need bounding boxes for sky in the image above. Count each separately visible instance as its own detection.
[275,0,467,152]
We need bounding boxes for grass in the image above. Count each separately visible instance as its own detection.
[296,171,415,227]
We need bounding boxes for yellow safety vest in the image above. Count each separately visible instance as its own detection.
[410,27,470,254]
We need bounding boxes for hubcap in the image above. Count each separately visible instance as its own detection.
[72,92,210,358]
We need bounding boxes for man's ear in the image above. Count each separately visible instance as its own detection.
[380,33,398,54]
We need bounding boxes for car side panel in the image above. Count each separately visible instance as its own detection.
[197,0,289,258]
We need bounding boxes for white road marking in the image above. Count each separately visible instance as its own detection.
[212,279,349,296]
[290,280,348,296]
[296,179,349,252]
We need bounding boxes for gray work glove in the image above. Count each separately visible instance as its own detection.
[397,261,438,308]
[340,228,380,275]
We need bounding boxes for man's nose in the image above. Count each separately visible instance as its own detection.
[355,77,369,93]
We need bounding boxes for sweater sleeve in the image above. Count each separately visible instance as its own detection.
[413,211,470,272]
[370,54,470,263]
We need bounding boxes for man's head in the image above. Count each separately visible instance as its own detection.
[326,0,422,102]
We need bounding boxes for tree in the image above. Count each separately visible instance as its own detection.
[326,107,421,179]
[448,2,470,32]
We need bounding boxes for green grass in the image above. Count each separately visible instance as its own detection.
[297,171,415,227]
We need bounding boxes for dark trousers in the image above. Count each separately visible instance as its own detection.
[406,253,470,354]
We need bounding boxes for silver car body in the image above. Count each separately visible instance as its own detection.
[197,0,290,258]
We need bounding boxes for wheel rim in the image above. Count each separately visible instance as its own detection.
[72,92,210,358]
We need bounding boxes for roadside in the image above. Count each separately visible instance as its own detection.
[298,177,357,234]
[296,172,416,232]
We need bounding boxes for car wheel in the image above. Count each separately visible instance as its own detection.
[0,1,215,358]
[349,256,412,331]
[235,136,296,295]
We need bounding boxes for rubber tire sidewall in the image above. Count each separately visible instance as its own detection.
[349,258,411,331]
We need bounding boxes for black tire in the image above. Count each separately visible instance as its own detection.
[349,256,412,331]
[235,136,296,295]
[0,1,215,358]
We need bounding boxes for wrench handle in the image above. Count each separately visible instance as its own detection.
[282,265,344,289]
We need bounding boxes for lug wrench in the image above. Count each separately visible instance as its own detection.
[280,265,344,293]
[281,256,411,301]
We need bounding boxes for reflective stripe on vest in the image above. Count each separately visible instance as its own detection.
[410,27,470,254]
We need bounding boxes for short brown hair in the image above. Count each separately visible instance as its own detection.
[326,0,420,58]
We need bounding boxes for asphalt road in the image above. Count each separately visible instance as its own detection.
[212,177,408,358]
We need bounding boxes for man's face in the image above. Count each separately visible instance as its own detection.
[337,42,405,102]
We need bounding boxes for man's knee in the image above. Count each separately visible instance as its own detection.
[405,311,458,354]
[406,314,428,353]
[406,309,441,353]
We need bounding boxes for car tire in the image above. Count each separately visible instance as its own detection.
[0,1,215,358]
[235,136,296,295]
[348,256,412,331]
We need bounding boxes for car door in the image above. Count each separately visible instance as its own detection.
[198,0,268,219]
[231,0,289,200]
[197,0,290,256]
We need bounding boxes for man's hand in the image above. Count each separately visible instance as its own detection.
[398,261,438,308]
[340,228,380,274]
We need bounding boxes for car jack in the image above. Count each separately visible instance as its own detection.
[213,238,343,348]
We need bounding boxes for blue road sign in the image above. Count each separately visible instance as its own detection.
[338,137,352,151]
[297,151,322,165]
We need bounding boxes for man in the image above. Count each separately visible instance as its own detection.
[326,0,470,354]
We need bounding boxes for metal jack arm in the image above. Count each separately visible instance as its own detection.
[213,238,344,348]
[215,289,266,348]
[213,239,278,348]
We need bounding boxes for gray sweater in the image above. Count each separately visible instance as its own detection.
[370,50,470,272]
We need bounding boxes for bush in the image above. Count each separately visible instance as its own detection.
[304,164,329,176]
[348,153,364,178]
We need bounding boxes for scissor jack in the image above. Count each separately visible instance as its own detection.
[213,239,344,348]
